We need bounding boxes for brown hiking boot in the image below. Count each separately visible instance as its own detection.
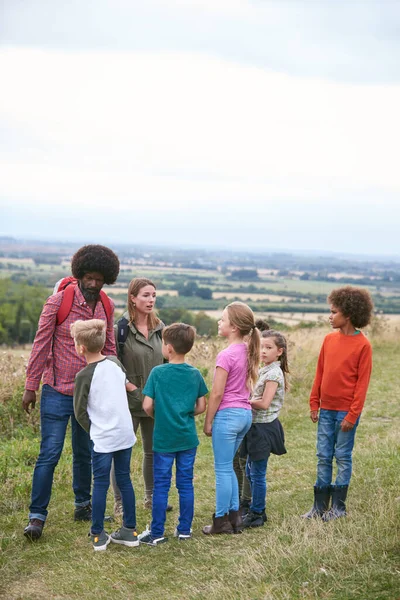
[202,513,233,535]
[228,509,244,534]
[24,519,44,541]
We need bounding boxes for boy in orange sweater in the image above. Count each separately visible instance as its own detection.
[302,286,373,521]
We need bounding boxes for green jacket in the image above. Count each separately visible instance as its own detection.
[114,312,164,417]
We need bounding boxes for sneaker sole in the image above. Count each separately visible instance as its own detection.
[93,535,111,551]
[110,538,139,547]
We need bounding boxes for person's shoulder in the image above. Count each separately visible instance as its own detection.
[105,355,122,366]
[356,331,372,349]
[75,361,96,381]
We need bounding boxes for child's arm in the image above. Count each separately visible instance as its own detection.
[341,342,373,431]
[73,374,91,433]
[143,395,154,418]
[250,381,278,410]
[203,367,228,436]
[194,396,206,415]
[309,341,325,423]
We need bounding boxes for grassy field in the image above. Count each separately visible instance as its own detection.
[0,325,399,600]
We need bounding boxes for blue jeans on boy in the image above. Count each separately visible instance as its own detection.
[151,447,197,538]
[246,457,269,513]
[212,408,252,518]
[29,385,91,522]
[91,447,136,534]
[316,409,360,487]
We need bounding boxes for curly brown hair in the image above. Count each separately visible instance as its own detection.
[328,286,374,329]
[71,245,120,285]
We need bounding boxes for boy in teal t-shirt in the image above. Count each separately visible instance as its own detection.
[139,323,207,545]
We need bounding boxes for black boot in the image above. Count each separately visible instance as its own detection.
[322,485,348,521]
[243,510,266,528]
[301,485,331,519]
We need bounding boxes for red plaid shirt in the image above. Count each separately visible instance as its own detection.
[25,286,116,396]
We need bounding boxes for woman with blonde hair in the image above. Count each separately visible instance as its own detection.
[203,302,260,535]
[111,278,171,513]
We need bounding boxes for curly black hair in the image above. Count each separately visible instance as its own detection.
[328,286,374,329]
[71,245,120,285]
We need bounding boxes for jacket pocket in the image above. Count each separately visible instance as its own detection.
[127,388,143,413]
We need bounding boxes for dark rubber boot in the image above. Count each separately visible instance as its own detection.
[202,513,233,535]
[228,509,244,534]
[322,485,348,521]
[24,518,44,541]
[301,485,331,519]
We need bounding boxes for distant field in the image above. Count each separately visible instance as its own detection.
[106,287,178,297]
[198,310,400,326]
[212,292,293,302]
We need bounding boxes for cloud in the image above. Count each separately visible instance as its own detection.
[1,48,399,214]
[2,0,400,83]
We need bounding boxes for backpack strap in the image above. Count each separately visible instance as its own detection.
[56,285,112,326]
[99,290,112,324]
[56,283,76,326]
[116,316,130,359]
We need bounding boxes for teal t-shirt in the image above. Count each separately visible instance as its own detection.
[143,363,208,453]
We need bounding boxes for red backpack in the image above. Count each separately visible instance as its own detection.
[54,277,112,326]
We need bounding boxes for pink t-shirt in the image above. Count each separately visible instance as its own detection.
[215,343,251,411]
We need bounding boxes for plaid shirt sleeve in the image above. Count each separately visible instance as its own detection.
[25,294,62,391]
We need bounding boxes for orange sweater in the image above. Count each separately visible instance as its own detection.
[309,331,372,424]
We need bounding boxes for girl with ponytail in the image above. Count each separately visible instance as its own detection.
[203,302,259,536]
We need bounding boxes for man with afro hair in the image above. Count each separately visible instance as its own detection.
[302,286,374,522]
[23,245,120,541]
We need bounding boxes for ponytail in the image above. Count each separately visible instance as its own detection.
[226,301,260,390]
[247,325,260,389]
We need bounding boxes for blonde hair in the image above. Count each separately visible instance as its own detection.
[70,319,106,353]
[127,278,160,331]
[226,301,260,389]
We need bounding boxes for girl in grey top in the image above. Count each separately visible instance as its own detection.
[242,330,289,528]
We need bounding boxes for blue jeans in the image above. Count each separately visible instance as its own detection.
[316,409,360,487]
[212,408,252,517]
[246,457,269,513]
[152,448,197,538]
[29,385,91,521]
[92,447,136,534]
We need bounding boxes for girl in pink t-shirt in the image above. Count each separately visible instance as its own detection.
[203,302,260,535]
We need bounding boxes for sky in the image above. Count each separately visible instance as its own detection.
[1,0,400,256]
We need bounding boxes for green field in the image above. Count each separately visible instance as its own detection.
[1,327,399,599]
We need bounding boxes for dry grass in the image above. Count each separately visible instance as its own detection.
[0,327,399,599]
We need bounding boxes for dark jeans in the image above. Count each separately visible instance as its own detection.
[151,447,197,538]
[316,409,360,487]
[29,385,91,521]
[246,457,269,513]
[92,447,136,534]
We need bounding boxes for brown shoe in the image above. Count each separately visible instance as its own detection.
[24,519,44,541]
[202,513,233,535]
[228,509,244,534]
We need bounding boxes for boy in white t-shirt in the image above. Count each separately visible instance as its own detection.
[71,319,138,551]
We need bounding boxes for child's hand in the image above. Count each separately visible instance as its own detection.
[203,422,212,437]
[125,381,137,392]
[340,419,354,432]
[310,410,319,423]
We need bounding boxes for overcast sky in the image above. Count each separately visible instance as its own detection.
[1,0,400,256]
